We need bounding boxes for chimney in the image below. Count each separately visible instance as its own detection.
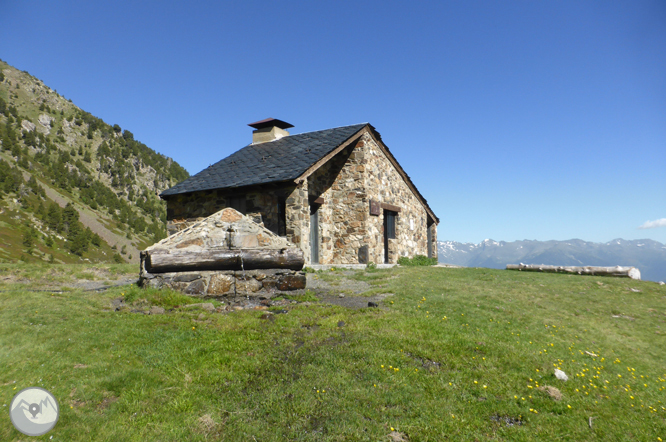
[248,118,294,144]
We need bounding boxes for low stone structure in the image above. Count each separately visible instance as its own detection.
[140,208,306,304]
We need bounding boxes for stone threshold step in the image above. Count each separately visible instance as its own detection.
[305,264,397,271]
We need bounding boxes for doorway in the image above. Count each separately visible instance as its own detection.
[383,210,396,263]
[310,204,320,264]
[427,224,433,258]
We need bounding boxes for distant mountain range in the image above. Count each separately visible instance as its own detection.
[438,238,666,282]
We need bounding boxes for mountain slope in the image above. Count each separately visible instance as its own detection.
[438,238,666,282]
[0,59,188,264]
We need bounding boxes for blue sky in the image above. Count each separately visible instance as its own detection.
[1,1,664,244]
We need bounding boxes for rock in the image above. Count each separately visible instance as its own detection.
[208,274,234,295]
[276,274,306,291]
[149,306,165,315]
[339,293,345,298]
[184,303,215,312]
[629,288,641,293]
[38,113,53,128]
[337,321,345,327]
[260,312,274,320]
[368,301,378,308]
[611,314,635,321]
[21,120,36,132]
[658,281,665,285]
[554,369,568,381]
[236,277,263,292]
[111,297,127,311]
[175,238,205,249]
[185,279,206,295]
[174,273,201,282]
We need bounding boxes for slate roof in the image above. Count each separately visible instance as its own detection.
[161,123,367,197]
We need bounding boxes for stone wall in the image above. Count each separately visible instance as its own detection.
[301,132,434,264]
[284,181,309,259]
[141,269,306,305]
[360,132,431,263]
[165,184,295,236]
[307,145,368,264]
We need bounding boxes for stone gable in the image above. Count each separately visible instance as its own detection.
[301,131,436,264]
[151,206,293,252]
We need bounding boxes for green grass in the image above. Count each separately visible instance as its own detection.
[397,254,438,266]
[1,265,665,441]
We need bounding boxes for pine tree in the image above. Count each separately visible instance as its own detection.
[46,203,62,232]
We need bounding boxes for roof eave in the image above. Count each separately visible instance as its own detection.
[160,179,296,200]
[365,125,440,225]
[293,124,369,184]
[293,124,439,225]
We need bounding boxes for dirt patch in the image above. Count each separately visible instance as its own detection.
[306,272,372,294]
[97,396,118,411]
[305,271,395,309]
[404,352,442,371]
[538,385,563,401]
[490,414,523,427]
[317,293,394,309]
[0,265,137,292]
[65,276,137,291]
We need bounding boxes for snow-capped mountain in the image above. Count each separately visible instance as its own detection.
[438,238,666,282]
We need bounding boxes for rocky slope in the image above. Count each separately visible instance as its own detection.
[0,59,188,264]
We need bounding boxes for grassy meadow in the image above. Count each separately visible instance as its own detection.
[1,264,665,441]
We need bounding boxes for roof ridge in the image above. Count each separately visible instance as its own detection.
[289,122,367,138]
[247,123,367,146]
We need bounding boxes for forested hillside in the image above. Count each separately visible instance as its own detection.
[0,59,188,264]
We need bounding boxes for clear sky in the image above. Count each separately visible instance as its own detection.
[1,1,664,244]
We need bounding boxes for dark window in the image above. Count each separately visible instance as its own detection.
[385,210,396,239]
[277,197,286,236]
[228,195,246,214]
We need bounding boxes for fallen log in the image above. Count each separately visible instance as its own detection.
[143,248,304,273]
[506,264,640,280]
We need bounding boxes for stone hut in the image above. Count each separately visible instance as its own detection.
[140,208,306,302]
[160,119,439,265]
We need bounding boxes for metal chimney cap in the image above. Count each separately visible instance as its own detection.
[248,118,294,130]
